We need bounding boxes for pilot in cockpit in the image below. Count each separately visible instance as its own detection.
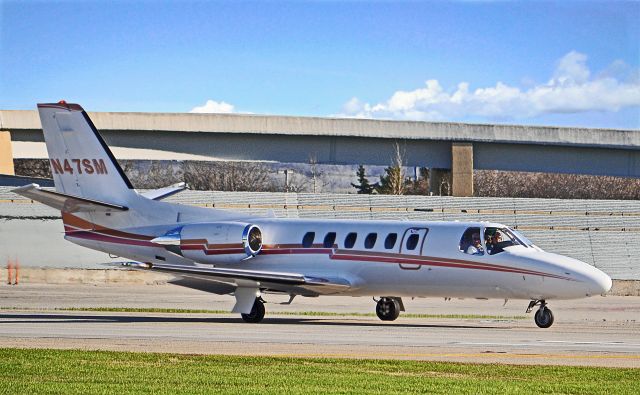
[466,233,484,255]
[486,230,504,255]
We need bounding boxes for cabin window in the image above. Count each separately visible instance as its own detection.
[384,233,398,249]
[364,233,377,249]
[484,227,525,255]
[405,234,420,250]
[302,232,315,248]
[460,227,484,256]
[323,232,337,248]
[344,232,357,249]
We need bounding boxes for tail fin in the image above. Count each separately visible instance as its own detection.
[38,102,136,205]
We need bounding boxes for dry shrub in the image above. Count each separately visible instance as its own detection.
[475,170,640,200]
[14,159,51,178]
[120,160,182,189]
[183,161,275,192]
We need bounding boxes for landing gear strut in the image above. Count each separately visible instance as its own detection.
[241,298,265,323]
[527,300,554,328]
[376,297,401,321]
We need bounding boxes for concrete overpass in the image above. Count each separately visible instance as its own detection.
[1,109,639,196]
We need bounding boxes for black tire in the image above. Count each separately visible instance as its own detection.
[534,306,554,328]
[241,299,266,323]
[376,298,400,321]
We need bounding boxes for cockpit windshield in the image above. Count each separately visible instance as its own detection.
[510,229,537,248]
[483,227,527,255]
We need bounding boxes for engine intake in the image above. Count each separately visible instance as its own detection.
[242,224,263,256]
[152,222,263,264]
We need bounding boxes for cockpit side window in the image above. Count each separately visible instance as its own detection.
[484,227,524,255]
[460,227,483,256]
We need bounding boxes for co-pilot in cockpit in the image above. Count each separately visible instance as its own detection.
[461,226,538,256]
[484,227,534,255]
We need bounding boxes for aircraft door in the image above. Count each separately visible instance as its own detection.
[398,228,429,270]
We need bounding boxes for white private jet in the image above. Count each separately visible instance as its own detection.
[14,102,613,327]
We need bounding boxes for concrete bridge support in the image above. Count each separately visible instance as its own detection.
[0,131,15,175]
[452,142,473,197]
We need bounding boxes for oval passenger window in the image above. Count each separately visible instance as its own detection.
[323,232,337,248]
[344,232,357,249]
[364,233,377,249]
[385,233,398,249]
[302,232,315,248]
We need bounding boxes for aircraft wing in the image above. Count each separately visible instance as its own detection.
[13,184,128,213]
[146,263,351,295]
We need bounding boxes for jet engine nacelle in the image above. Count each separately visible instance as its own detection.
[154,222,263,264]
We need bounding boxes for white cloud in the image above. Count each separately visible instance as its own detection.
[190,100,235,114]
[552,50,590,84]
[337,51,640,123]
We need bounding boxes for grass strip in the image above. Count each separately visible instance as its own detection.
[0,348,637,394]
[0,306,526,320]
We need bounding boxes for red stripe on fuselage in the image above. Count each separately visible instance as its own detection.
[63,213,154,241]
[329,253,572,281]
[65,229,158,247]
[60,216,572,281]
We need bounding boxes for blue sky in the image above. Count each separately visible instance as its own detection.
[1,0,638,129]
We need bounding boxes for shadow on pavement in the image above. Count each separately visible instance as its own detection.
[0,313,509,330]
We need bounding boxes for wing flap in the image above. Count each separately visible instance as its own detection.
[12,183,128,213]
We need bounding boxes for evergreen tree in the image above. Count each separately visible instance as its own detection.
[351,165,375,194]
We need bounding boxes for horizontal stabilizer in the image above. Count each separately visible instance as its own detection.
[147,263,351,294]
[12,184,128,213]
[140,182,187,201]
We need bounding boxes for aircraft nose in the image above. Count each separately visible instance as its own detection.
[585,266,612,296]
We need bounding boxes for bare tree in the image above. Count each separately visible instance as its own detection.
[307,153,329,193]
[376,142,407,195]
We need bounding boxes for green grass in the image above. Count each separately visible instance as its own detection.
[0,348,637,394]
[0,306,526,320]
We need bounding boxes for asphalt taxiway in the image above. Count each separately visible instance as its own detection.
[0,284,638,367]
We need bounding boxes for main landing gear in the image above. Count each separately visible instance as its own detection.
[241,298,266,323]
[375,297,403,321]
[527,300,554,328]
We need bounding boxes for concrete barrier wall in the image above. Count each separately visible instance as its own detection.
[0,267,172,285]
[1,187,639,279]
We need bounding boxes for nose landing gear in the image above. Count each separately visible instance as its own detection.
[526,300,554,328]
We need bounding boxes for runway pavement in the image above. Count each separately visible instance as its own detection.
[0,284,639,367]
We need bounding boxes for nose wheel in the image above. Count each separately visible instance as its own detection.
[527,300,554,328]
[376,297,401,321]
